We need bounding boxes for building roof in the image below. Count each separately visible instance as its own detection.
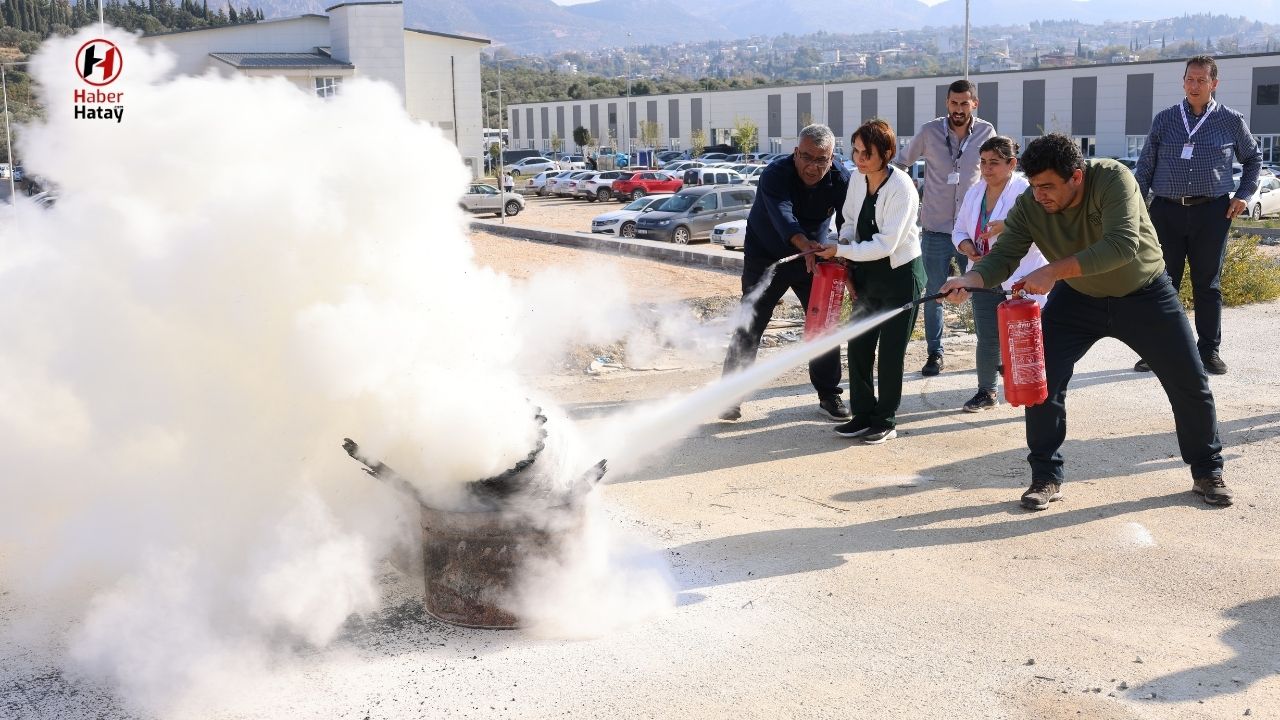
[405,27,490,45]
[143,15,327,38]
[209,52,355,69]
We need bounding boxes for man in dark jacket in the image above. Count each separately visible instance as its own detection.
[720,124,850,422]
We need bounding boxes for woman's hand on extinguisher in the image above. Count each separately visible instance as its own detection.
[939,271,984,304]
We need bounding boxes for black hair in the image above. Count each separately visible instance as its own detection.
[1020,133,1084,181]
[947,79,977,99]
[851,119,897,167]
[1185,55,1218,81]
[979,135,1019,160]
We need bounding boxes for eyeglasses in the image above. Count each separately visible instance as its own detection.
[796,151,833,167]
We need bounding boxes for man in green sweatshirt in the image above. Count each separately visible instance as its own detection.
[940,133,1230,510]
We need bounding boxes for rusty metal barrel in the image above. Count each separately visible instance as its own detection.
[419,503,579,629]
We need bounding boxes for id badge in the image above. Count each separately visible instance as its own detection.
[1181,143,1194,160]
[947,171,960,185]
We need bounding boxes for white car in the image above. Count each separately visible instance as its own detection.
[557,155,587,171]
[581,170,629,202]
[590,193,673,238]
[1242,175,1280,220]
[507,156,558,178]
[526,170,564,196]
[459,183,523,217]
[557,171,593,198]
[711,219,747,250]
[546,170,590,196]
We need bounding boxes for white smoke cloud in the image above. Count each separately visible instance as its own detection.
[0,27,679,716]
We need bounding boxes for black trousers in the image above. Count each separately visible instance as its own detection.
[1027,275,1224,483]
[1149,195,1232,356]
[722,255,842,398]
[846,257,925,428]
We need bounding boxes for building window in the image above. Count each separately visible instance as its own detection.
[1075,136,1097,158]
[315,76,341,98]
[1126,135,1146,158]
[1257,135,1280,164]
[1258,84,1280,106]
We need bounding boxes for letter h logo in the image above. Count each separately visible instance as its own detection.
[75,39,122,87]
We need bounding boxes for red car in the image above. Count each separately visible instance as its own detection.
[611,171,683,201]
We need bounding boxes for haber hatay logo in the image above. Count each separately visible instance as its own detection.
[75,39,122,86]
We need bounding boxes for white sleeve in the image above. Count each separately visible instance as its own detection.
[835,181,916,262]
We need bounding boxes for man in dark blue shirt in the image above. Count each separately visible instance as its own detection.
[1133,55,1262,375]
[720,124,850,422]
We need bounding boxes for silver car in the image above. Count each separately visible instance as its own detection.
[459,183,524,217]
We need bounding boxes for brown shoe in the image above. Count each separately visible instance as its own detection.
[1192,476,1233,506]
[1020,481,1062,511]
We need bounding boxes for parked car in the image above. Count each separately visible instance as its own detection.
[507,156,558,177]
[611,170,683,200]
[590,193,674,238]
[655,150,686,164]
[697,152,729,163]
[634,185,757,244]
[556,171,594,197]
[711,218,747,250]
[557,154,587,170]
[547,170,590,196]
[682,167,745,187]
[1242,175,1280,220]
[581,170,631,202]
[459,183,523,216]
[526,170,565,196]
[664,160,703,173]
[490,148,546,172]
[1113,156,1140,172]
[742,165,767,185]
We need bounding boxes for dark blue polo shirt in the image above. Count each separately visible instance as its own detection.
[744,154,850,262]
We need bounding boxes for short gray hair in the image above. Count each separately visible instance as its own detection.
[798,124,835,150]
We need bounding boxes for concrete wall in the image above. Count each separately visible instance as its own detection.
[328,2,406,100]
[138,16,331,77]
[404,30,485,175]
[509,53,1280,159]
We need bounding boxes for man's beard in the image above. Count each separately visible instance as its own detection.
[949,113,969,127]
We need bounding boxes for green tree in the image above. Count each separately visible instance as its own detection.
[638,120,661,149]
[573,125,592,153]
[732,117,758,153]
[690,128,707,157]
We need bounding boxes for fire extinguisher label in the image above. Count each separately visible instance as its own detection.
[1007,319,1046,385]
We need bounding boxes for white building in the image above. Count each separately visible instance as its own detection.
[508,52,1280,164]
[140,2,489,176]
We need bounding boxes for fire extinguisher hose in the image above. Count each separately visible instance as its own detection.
[901,285,1009,312]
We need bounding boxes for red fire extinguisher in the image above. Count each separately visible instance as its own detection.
[997,282,1048,407]
[805,262,847,339]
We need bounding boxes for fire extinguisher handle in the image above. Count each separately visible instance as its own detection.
[1011,281,1029,298]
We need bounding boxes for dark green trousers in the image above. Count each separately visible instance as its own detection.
[847,256,926,428]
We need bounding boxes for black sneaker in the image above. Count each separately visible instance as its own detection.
[1134,359,1151,372]
[834,418,872,438]
[1201,352,1228,375]
[1020,481,1062,510]
[1192,476,1233,506]
[719,405,742,422]
[962,389,998,413]
[861,426,897,444]
[922,353,943,376]
[819,395,851,420]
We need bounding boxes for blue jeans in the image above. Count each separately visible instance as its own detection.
[972,289,1002,392]
[921,230,968,356]
[1027,275,1223,484]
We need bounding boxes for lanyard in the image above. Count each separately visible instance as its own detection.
[1179,99,1217,142]
[943,122,973,170]
[975,193,991,255]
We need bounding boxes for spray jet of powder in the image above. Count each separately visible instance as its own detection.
[0,29,674,717]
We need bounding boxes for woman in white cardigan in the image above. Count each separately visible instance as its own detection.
[816,119,924,444]
[950,136,1049,412]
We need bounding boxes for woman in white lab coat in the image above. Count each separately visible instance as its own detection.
[950,135,1048,412]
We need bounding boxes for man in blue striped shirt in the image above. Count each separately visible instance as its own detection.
[1133,55,1262,375]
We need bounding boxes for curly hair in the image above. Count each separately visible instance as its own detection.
[1019,133,1084,181]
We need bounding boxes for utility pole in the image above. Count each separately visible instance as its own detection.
[963,0,971,80]
[2,62,23,204]
[625,32,632,160]
[497,57,506,225]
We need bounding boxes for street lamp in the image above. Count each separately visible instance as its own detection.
[1,61,29,204]
[963,0,971,79]
[625,32,632,159]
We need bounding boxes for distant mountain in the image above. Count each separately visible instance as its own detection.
[246,0,1280,53]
